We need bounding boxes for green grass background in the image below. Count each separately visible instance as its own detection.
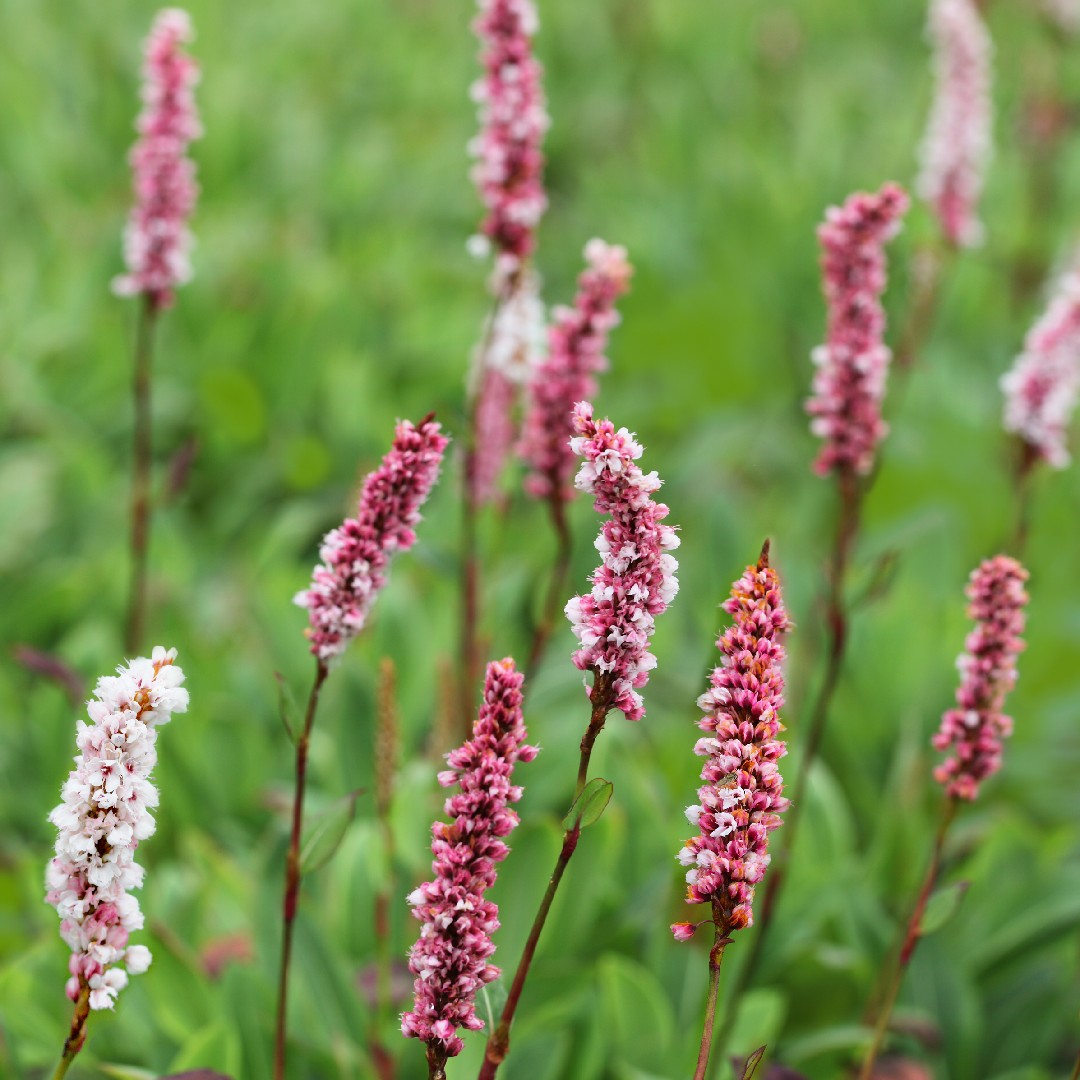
[2,0,1079,1077]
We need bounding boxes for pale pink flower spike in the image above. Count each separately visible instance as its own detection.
[933,556,1029,801]
[917,0,993,248]
[672,544,791,939]
[806,183,910,479]
[469,0,549,275]
[520,240,633,503]
[565,402,680,721]
[402,658,538,1061]
[294,416,449,663]
[113,9,201,311]
[1001,267,1080,469]
[46,648,188,1010]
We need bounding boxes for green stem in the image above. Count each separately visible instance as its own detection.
[858,798,957,1080]
[273,659,329,1080]
[125,295,158,654]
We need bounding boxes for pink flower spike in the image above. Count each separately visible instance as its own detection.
[917,0,993,248]
[674,544,791,933]
[294,415,450,663]
[469,0,549,276]
[520,240,633,503]
[402,658,537,1061]
[565,402,680,722]
[806,183,910,479]
[1001,267,1080,469]
[113,9,201,311]
[46,648,189,1009]
[933,556,1029,801]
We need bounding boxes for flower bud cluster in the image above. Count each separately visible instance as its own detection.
[565,402,679,721]
[113,9,201,310]
[934,556,1029,801]
[46,648,188,1010]
[672,550,791,936]
[295,417,449,662]
[402,659,537,1059]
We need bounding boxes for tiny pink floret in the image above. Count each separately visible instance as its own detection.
[113,8,201,311]
[933,556,1028,801]
[806,183,909,478]
[520,240,632,503]
[673,549,791,935]
[1001,267,1080,469]
[469,0,549,274]
[294,416,449,663]
[565,402,680,722]
[402,658,537,1059]
[917,0,993,248]
[46,647,188,1010]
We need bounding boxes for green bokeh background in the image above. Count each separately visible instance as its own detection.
[2,1,1079,1077]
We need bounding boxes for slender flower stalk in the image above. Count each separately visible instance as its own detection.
[461,0,548,732]
[46,648,189,1077]
[671,544,791,1080]
[721,186,908,1045]
[113,9,201,653]
[479,403,678,1078]
[917,0,993,249]
[402,659,536,1079]
[860,556,1028,1078]
[520,240,633,675]
[276,416,448,1080]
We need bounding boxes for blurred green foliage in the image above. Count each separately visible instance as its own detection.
[2,1,1080,1078]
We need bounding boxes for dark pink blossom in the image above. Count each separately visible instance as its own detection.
[294,416,449,663]
[1001,267,1080,468]
[402,658,537,1061]
[933,555,1028,801]
[520,240,632,503]
[469,0,549,274]
[565,402,680,722]
[806,183,910,478]
[672,546,791,935]
[917,0,993,248]
[113,9,201,311]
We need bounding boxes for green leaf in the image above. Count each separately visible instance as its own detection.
[166,1020,240,1077]
[478,977,508,1033]
[726,988,786,1061]
[274,671,298,744]
[562,778,614,831]
[919,880,970,937]
[300,789,363,875]
[597,953,675,1071]
[736,1046,767,1080]
[98,1067,157,1080]
[783,1024,873,1065]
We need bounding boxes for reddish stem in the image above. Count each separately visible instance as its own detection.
[51,980,91,1080]
[125,295,158,654]
[693,906,733,1080]
[273,659,329,1080]
[858,798,957,1080]
[477,675,614,1080]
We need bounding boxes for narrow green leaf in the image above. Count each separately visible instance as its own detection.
[300,789,363,874]
[737,1046,767,1080]
[919,880,970,937]
[478,977,508,1033]
[274,671,298,744]
[562,778,613,832]
[98,1067,157,1080]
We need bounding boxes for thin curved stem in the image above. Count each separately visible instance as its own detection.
[859,798,957,1080]
[273,659,329,1080]
[693,907,732,1080]
[477,675,614,1080]
[125,296,158,654]
[51,981,90,1080]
